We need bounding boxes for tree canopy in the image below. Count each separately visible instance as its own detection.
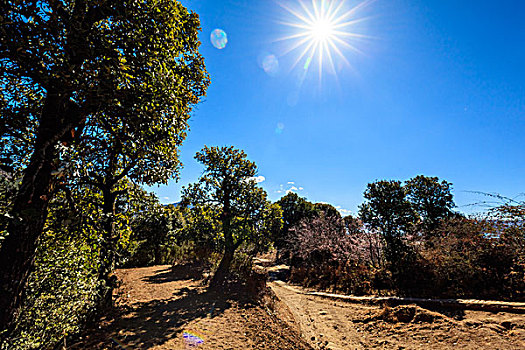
[0,0,209,334]
[405,175,455,234]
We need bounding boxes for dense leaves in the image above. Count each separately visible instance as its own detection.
[405,175,455,234]
[1,0,209,341]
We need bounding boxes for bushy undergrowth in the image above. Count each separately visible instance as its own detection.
[287,212,525,301]
[5,233,99,349]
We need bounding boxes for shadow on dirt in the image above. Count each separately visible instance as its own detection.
[74,287,258,349]
[73,268,267,349]
[142,264,205,284]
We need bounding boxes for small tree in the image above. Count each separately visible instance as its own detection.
[314,202,341,220]
[182,146,281,286]
[405,175,455,236]
[289,214,352,267]
[344,214,383,268]
[358,180,416,264]
[274,192,317,251]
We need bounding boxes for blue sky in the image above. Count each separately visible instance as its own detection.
[149,0,525,215]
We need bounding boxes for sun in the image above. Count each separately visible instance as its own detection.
[311,18,335,42]
[277,0,371,78]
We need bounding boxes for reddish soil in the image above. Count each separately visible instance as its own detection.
[71,265,311,350]
[72,264,525,349]
[271,281,525,350]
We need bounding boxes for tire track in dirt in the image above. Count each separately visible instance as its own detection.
[270,281,525,350]
[270,281,366,349]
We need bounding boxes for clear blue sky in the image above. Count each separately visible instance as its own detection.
[149,0,525,215]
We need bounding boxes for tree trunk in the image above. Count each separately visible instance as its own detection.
[0,92,75,335]
[210,247,234,288]
[96,187,118,310]
[210,200,235,287]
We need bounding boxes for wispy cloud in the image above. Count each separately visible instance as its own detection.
[318,202,353,216]
[277,182,306,195]
[338,208,353,216]
[248,175,266,183]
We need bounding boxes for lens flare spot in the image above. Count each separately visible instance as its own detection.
[275,122,285,134]
[210,29,228,49]
[262,54,279,76]
[303,56,312,70]
[183,331,204,347]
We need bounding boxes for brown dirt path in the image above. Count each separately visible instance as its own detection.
[72,265,312,350]
[270,281,525,350]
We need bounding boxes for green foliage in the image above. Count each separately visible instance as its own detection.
[182,146,281,252]
[314,202,342,220]
[273,192,317,253]
[182,146,282,283]
[410,215,524,300]
[405,175,455,234]
[359,180,416,263]
[277,193,317,233]
[124,192,182,267]
[0,0,209,335]
[5,192,100,349]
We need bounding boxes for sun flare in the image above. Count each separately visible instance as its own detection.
[311,18,335,42]
[277,0,371,78]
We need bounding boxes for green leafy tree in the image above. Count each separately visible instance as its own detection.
[182,146,282,286]
[358,180,416,263]
[178,203,221,261]
[0,0,209,333]
[4,188,100,349]
[314,202,342,220]
[405,175,455,235]
[125,192,179,267]
[274,192,317,250]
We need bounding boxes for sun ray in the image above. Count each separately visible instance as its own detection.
[327,38,351,68]
[327,0,347,23]
[311,0,321,22]
[333,16,373,29]
[298,0,317,23]
[290,40,317,71]
[318,39,324,81]
[332,30,371,39]
[277,1,314,26]
[279,36,312,56]
[324,39,337,74]
[274,31,312,42]
[331,35,364,55]
[332,0,374,25]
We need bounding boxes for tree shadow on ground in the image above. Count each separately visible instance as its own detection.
[74,283,258,349]
[142,264,205,284]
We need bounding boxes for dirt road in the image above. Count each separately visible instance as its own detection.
[73,265,525,349]
[270,281,525,349]
[72,265,311,350]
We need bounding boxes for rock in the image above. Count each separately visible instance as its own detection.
[485,324,506,334]
[465,320,482,328]
[413,309,444,323]
[392,305,417,322]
